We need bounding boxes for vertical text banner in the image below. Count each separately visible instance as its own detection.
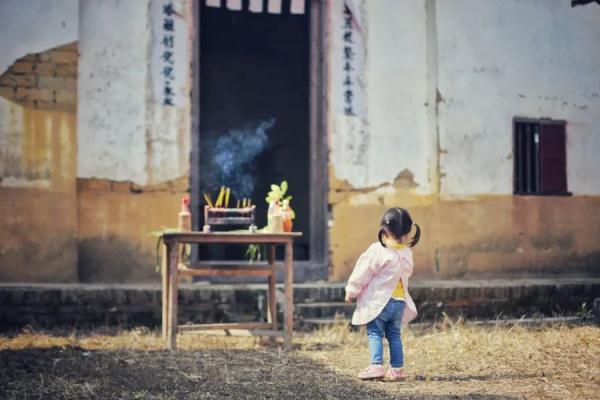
[331,0,370,186]
[152,0,188,108]
[333,0,367,118]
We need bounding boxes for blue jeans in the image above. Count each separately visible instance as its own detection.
[366,299,405,368]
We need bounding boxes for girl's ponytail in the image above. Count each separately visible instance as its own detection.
[409,223,421,247]
[378,208,421,248]
[378,228,387,247]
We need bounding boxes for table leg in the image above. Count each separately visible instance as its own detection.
[166,242,179,350]
[267,245,277,330]
[284,240,294,350]
[161,241,168,340]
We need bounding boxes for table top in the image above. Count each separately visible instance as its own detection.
[162,231,302,244]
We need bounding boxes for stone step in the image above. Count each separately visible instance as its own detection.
[0,278,598,330]
[299,315,589,330]
[294,302,355,318]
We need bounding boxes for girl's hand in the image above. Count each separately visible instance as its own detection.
[345,292,354,304]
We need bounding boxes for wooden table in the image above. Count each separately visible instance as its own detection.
[161,232,302,350]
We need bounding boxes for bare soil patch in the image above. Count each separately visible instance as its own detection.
[0,321,598,399]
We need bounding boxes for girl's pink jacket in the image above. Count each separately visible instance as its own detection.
[345,242,418,326]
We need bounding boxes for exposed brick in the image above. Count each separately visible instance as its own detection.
[37,76,76,90]
[34,100,58,111]
[11,61,34,74]
[35,89,52,102]
[54,89,76,105]
[22,53,38,62]
[58,42,78,51]
[77,178,111,191]
[111,181,132,192]
[55,64,77,78]
[0,86,16,99]
[16,87,52,102]
[15,75,36,87]
[50,51,78,64]
[14,87,29,101]
[34,62,57,75]
[0,76,13,87]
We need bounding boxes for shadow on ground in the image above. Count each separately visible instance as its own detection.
[0,346,519,399]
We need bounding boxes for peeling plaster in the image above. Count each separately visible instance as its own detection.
[77,0,192,186]
[329,0,430,192]
[0,0,78,75]
[437,0,600,195]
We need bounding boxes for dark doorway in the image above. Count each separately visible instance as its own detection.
[197,3,311,261]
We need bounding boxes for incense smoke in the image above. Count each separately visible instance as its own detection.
[203,118,275,198]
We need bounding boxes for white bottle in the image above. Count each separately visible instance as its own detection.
[267,201,283,233]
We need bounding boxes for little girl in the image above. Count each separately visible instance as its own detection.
[345,207,421,381]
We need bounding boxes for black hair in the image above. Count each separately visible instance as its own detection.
[377,207,421,248]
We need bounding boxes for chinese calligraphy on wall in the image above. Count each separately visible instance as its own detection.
[331,0,370,182]
[152,0,188,108]
[335,0,366,118]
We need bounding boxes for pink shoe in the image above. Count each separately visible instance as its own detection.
[358,364,385,380]
[385,367,406,381]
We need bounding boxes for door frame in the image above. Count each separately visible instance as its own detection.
[189,0,330,281]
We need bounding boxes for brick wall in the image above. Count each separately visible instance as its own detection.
[0,42,77,112]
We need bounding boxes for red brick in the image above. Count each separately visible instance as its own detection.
[54,64,77,78]
[77,178,111,191]
[22,54,38,62]
[37,76,76,90]
[54,89,76,105]
[34,63,57,75]
[57,42,78,51]
[16,75,35,87]
[0,75,35,87]
[16,87,52,102]
[33,100,56,110]
[0,86,15,99]
[111,181,132,192]
[11,62,34,74]
[50,51,78,64]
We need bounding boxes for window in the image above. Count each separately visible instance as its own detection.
[513,118,569,195]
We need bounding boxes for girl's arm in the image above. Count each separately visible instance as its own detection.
[345,244,387,301]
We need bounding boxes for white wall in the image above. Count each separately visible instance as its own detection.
[77,0,151,184]
[329,0,431,192]
[0,0,78,75]
[77,0,191,185]
[437,0,600,196]
[0,0,78,189]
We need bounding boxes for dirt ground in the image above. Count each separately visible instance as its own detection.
[0,321,598,400]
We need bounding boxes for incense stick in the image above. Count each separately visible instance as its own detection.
[225,188,231,208]
[203,192,214,207]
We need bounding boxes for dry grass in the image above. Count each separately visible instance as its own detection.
[0,320,598,399]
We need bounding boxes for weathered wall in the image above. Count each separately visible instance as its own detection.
[328,0,600,281]
[76,0,193,282]
[436,0,600,196]
[1,0,192,284]
[0,0,78,76]
[76,178,186,283]
[329,0,431,192]
[0,43,79,282]
[77,0,191,186]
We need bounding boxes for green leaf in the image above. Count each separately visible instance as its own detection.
[280,180,288,195]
